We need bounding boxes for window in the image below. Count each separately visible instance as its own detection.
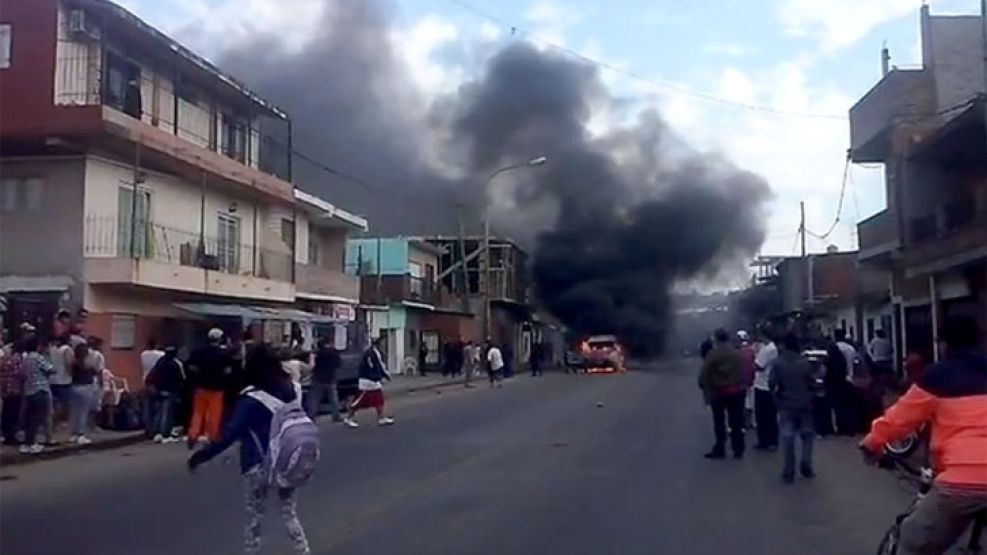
[110,314,136,349]
[217,213,241,274]
[118,186,152,258]
[308,239,320,267]
[104,51,141,117]
[280,218,295,249]
[1,178,45,212]
[0,24,11,69]
[221,114,246,162]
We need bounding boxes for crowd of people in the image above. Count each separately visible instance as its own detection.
[698,315,986,555]
[0,311,116,454]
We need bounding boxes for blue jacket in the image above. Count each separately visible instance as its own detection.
[191,381,296,474]
[359,347,391,383]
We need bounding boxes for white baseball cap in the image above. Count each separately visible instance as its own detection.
[207,328,224,341]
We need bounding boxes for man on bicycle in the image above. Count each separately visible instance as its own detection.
[861,315,986,555]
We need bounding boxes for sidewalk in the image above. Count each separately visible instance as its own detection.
[0,374,470,467]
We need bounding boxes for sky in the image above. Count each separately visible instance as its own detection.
[120,0,983,259]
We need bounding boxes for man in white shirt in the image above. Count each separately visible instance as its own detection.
[753,332,779,450]
[140,339,165,382]
[49,336,75,418]
[486,340,505,388]
[867,329,893,382]
[835,330,859,381]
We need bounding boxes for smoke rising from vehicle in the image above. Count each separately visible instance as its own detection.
[215,2,771,355]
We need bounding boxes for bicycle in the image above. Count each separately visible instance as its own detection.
[876,454,985,555]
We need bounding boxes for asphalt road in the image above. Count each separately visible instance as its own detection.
[1,360,912,555]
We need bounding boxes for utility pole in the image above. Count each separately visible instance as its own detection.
[483,212,492,341]
[456,202,471,313]
[800,201,809,308]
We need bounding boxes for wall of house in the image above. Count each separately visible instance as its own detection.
[346,238,410,275]
[53,5,100,106]
[923,11,986,114]
[408,245,439,275]
[0,156,87,303]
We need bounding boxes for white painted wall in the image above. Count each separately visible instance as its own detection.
[295,212,311,264]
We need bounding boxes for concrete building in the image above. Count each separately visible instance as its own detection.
[346,238,475,374]
[850,5,987,366]
[0,0,366,385]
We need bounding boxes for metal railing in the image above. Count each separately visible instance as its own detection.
[84,215,292,282]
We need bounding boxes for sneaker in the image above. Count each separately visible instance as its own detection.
[801,466,816,479]
[703,450,727,460]
[76,436,93,446]
[29,444,45,454]
[378,417,395,426]
[162,437,179,444]
[153,434,164,443]
[344,419,359,429]
[781,472,795,484]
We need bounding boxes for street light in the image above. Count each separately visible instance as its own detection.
[482,156,548,341]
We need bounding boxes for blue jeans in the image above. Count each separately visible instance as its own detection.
[69,384,99,436]
[779,408,815,476]
[153,393,177,437]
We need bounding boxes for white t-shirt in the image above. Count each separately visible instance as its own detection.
[868,337,892,362]
[140,349,165,380]
[49,344,74,386]
[753,342,778,391]
[837,341,859,379]
[487,347,505,371]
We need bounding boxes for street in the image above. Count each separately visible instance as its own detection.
[1,361,909,555]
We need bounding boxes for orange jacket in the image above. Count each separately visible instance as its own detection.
[863,350,987,488]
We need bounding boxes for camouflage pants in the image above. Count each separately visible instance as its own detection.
[243,467,310,555]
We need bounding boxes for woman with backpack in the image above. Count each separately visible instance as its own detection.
[187,344,313,555]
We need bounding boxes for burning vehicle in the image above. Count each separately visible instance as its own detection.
[580,335,626,374]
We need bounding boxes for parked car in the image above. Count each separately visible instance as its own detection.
[581,335,626,373]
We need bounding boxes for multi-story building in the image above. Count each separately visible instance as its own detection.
[345,237,475,374]
[850,5,986,365]
[0,0,366,385]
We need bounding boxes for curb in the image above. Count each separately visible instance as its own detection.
[0,379,474,467]
[1,432,146,468]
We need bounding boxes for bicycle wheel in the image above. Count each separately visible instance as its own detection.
[877,525,899,555]
[886,433,919,457]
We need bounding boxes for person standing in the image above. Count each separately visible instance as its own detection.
[486,340,505,388]
[442,340,457,378]
[187,345,311,555]
[49,335,75,427]
[462,340,480,388]
[68,342,100,445]
[770,334,817,482]
[753,330,780,451]
[698,329,747,460]
[530,341,544,377]
[307,340,342,422]
[20,335,54,454]
[186,328,233,446]
[344,338,394,428]
[418,340,429,376]
[0,339,25,446]
[736,331,757,430]
[145,346,185,443]
[824,332,857,436]
[140,339,166,382]
[867,329,894,391]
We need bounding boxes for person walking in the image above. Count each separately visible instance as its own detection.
[186,328,233,446]
[344,338,394,428]
[188,345,312,555]
[0,339,25,446]
[306,339,342,422]
[442,339,457,378]
[753,330,780,451]
[861,315,986,555]
[770,334,818,483]
[698,329,747,460]
[486,340,505,388]
[530,341,544,377]
[418,340,429,376]
[20,335,54,454]
[145,346,185,443]
[68,341,100,445]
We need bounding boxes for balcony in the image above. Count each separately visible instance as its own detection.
[857,210,900,264]
[905,205,987,277]
[849,69,933,162]
[295,263,360,304]
[83,216,294,301]
[359,275,453,308]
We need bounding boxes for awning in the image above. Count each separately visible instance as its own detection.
[0,275,74,293]
[173,303,339,323]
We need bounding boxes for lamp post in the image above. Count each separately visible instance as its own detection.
[482,156,548,341]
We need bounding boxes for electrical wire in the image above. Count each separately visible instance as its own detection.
[446,0,847,120]
[805,155,851,242]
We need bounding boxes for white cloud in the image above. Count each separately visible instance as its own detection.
[390,15,463,95]
[524,0,584,46]
[704,42,753,58]
[778,0,915,50]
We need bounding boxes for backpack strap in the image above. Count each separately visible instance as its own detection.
[246,389,284,413]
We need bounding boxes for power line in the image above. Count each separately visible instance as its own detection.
[806,155,851,242]
[446,0,847,121]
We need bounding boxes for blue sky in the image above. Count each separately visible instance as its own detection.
[122,0,983,259]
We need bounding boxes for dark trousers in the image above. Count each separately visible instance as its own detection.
[827,382,857,435]
[710,391,746,455]
[1,395,23,444]
[813,395,834,436]
[754,389,779,448]
[23,391,52,446]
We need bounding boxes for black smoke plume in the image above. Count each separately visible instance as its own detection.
[212,2,770,355]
